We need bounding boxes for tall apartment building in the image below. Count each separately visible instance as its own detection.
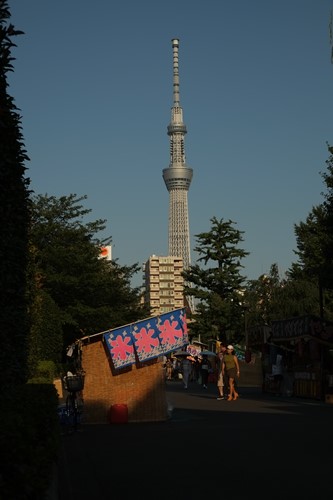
[143,255,184,316]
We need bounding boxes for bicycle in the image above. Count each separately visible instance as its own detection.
[63,372,85,433]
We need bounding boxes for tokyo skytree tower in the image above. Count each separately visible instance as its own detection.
[162,38,194,312]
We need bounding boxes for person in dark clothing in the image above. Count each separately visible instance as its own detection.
[200,355,211,389]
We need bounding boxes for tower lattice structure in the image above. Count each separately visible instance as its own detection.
[162,38,194,313]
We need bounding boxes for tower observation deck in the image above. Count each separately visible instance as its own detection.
[162,38,194,313]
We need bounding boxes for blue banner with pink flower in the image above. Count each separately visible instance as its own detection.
[104,308,188,369]
[156,308,188,355]
[104,326,136,369]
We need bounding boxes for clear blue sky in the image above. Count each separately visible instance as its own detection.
[8,0,333,287]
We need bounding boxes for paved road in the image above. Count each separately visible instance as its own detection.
[56,381,333,500]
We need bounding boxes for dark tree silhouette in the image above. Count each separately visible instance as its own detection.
[0,0,31,386]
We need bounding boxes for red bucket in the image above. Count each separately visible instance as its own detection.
[109,404,128,424]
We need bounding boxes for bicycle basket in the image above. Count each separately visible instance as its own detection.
[64,374,85,392]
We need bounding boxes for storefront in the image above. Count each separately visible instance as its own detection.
[265,315,333,400]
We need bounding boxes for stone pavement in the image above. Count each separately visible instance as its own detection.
[55,381,333,500]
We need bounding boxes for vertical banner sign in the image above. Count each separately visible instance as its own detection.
[131,318,162,362]
[157,308,188,355]
[104,327,136,369]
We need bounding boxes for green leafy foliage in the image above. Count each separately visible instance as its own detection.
[183,217,249,343]
[293,144,333,287]
[28,360,57,383]
[28,289,63,377]
[29,193,149,351]
[0,0,31,386]
[244,145,333,328]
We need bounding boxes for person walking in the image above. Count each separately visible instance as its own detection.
[222,345,240,401]
[200,355,211,389]
[172,357,179,380]
[181,357,192,389]
[192,356,201,383]
[166,357,173,380]
[216,344,227,400]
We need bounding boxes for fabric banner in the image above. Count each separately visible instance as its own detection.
[103,308,188,368]
[104,327,136,369]
[156,308,188,355]
[131,317,163,362]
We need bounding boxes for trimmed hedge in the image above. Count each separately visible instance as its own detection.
[0,383,61,499]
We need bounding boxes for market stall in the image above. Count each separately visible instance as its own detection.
[268,315,333,400]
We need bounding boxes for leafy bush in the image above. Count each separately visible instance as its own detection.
[28,360,57,383]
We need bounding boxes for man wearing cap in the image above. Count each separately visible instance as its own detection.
[222,345,240,401]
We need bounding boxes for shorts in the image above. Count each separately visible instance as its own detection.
[227,367,237,379]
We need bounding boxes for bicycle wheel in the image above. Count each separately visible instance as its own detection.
[66,393,78,432]
[76,394,84,425]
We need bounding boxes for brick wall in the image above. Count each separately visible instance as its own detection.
[80,336,168,423]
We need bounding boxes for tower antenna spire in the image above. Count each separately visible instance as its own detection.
[172,37,180,107]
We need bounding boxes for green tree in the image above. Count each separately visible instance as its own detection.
[0,6,60,500]
[293,205,328,281]
[28,288,63,376]
[245,265,282,327]
[244,146,333,331]
[320,144,333,288]
[0,0,30,385]
[289,144,333,320]
[244,263,322,327]
[183,217,249,344]
[29,193,148,353]
[279,271,323,318]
